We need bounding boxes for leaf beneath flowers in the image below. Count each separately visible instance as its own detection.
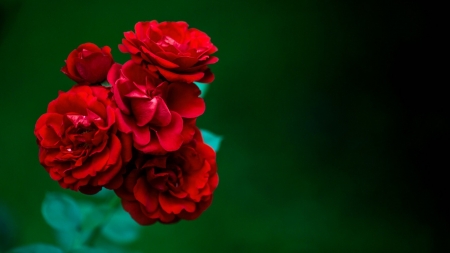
[200,129,223,152]
[55,200,106,251]
[93,188,115,198]
[101,81,111,87]
[54,229,80,251]
[194,82,209,98]
[101,207,141,244]
[0,203,15,252]
[41,192,82,231]
[7,244,63,253]
[71,247,109,253]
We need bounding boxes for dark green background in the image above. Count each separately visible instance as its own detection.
[0,0,446,252]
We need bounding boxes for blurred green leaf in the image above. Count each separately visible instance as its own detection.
[95,237,143,253]
[194,82,209,98]
[7,244,63,253]
[92,188,115,199]
[71,246,109,253]
[55,200,109,250]
[101,208,141,244]
[54,229,80,251]
[101,81,111,87]
[200,129,223,152]
[0,202,16,252]
[77,200,106,230]
[41,192,82,231]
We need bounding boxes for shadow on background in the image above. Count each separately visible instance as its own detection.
[1,2,21,252]
[0,0,446,252]
[0,2,20,40]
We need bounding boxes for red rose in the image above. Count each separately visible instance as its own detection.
[115,129,218,225]
[62,43,114,84]
[119,21,218,83]
[107,60,205,154]
[34,85,127,194]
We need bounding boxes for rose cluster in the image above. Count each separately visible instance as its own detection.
[34,21,219,225]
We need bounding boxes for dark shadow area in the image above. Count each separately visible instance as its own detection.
[327,1,447,251]
[0,2,21,43]
[386,3,447,252]
[0,201,17,252]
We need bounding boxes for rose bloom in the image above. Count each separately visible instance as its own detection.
[62,43,114,84]
[115,129,218,225]
[34,85,128,194]
[119,21,218,83]
[107,60,205,154]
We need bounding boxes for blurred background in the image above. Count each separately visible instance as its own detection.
[0,0,446,252]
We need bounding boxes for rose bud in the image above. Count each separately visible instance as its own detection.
[61,43,114,84]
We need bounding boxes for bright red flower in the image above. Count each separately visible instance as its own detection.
[119,21,218,83]
[34,85,128,194]
[62,43,114,84]
[107,60,205,154]
[115,129,218,225]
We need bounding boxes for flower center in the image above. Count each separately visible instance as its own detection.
[158,36,189,52]
[147,166,179,192]
[61,118,97,155]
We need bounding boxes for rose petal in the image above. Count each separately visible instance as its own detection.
[166,82,205,118]
[130,96,171,127]
[134,178,159,213]
[119,132,133,163]
[204,56,219,65]
[134,131,166,155]
[197,68,215,84]
[122,200,156,225]
[79,185,102,195]
[122,60,158,85]
[71,147,109,179]
[159,194,196,214]
[156,66,204,83]
[154,112,183,152]
[107,63,122,87]
[178,198,212,220]
[141,46,180,69]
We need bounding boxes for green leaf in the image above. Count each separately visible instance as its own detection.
[200,129,223,152]
[101,207,141,244]
[194,82,209,98]
[41,192,82,231]
[7,244,63,253]
[71,247,109,253]
[92,188,115,199]
[93,238,137,253]
[77,201,105,230]
[54,229,80,251]
[0,203,16,251]
[101,81,111,87]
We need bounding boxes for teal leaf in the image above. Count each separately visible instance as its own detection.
[0,203,16,251]
[194,82,209,98]
[54,229,80,251]
[200,129,223,152]
[101,81,111,87]
[41,192,82,231]
[101,207,141,244]
[8,244,63,253]
[92,188,115,199]
[55,200,106,250]
[71,247,109,253]
[78,201,105,230]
